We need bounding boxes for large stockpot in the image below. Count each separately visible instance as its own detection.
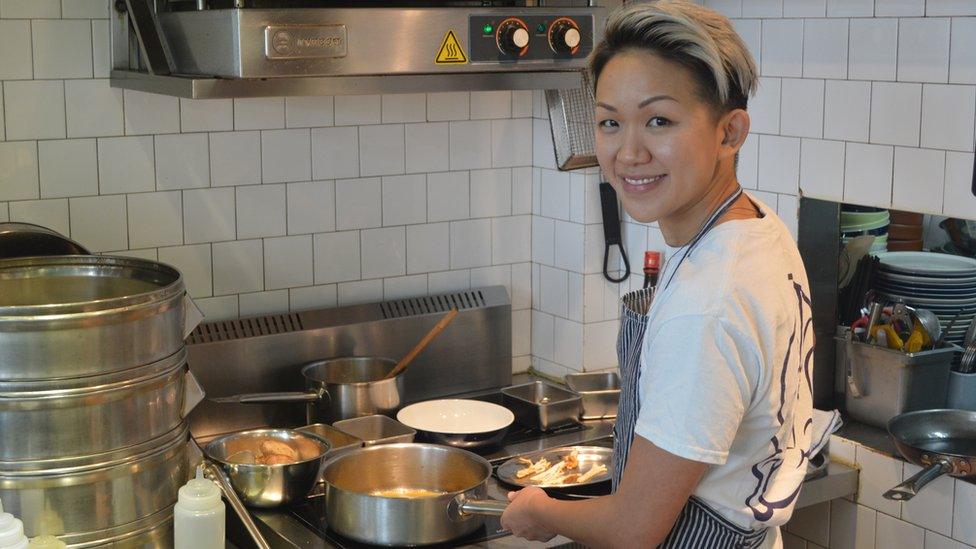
[214,357,405,424]
[0,423,190,537]
[0,348,200,462]
[322,443,507,546]
[0,255,187,380]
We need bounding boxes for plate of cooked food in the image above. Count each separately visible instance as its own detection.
[496,446,612,488]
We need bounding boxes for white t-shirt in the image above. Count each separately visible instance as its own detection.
[634,198,814,534]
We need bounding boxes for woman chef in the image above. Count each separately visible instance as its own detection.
[501,2,814,547]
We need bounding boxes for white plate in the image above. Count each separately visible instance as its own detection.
[876,252,976,277]
[876,283,976,298]
[876,291,976,307]
[396,399,514,435]
[879,271,976,287]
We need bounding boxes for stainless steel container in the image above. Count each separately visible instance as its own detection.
[0,256,187,380]
[0,349,193,462]
[322,444,507,546]
[332,414,416,446]
[0,424,190,537]
[296,423,364,460]
[837,331,959,428]
[502,381,581,431]
[565,372,620,420]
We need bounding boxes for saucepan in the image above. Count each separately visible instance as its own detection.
[321,443,508,546]
[884,409,976,501]
[396,398,514,449]
[204,428,332,507]
[212,357,405,424]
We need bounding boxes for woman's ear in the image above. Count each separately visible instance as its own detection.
[718,109,750,161]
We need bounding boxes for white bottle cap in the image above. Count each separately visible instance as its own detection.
[178,466,222,513]
[0,498,29,548]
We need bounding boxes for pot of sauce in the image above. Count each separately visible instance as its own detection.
[321,443,508,546]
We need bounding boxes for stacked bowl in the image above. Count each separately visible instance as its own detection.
[874,251,976,345]
[841,207,889,254]
[0,256,198,547]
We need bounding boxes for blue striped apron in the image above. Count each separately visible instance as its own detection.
[611,189,768,548]
[613,288,768,549]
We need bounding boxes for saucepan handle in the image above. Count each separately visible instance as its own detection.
[202,461,272,549]
[455,498,509,517]
[884,461,951,501]
[211,388,324,404]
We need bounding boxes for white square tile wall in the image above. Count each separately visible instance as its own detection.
[824,80,871,142]
[870,82,922,146]
[10,198,68,235]
[210,131,261,187]
[849,19,898,81]
[156,133,209,190]
[897,18,951,83]
[181,99,233,133]
[65,80,123,138]
[2,3,973,392]
[802,19,848,79]
[234,98,285,130]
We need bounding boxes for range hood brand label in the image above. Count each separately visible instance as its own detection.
[265,25,347,59]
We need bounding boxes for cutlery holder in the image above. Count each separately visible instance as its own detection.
[836,329,958,428]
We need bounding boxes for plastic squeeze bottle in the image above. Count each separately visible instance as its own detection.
[0,498,29,549]
[174,466,225,549]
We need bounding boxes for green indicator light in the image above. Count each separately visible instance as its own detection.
[537,23,546,33]
[483,24,494,34]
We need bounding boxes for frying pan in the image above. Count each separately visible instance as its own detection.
[884,409,976,501]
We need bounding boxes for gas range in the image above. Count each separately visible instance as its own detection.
[233,390,615,549]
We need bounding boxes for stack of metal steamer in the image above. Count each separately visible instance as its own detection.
[0,255,202,547]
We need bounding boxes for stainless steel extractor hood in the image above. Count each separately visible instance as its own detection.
[110,0,606,98]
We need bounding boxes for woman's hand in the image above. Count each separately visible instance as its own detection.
[500,487,556,542]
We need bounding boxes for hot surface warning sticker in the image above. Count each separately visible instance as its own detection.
[435,30,468,64]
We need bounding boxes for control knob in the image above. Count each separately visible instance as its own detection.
[549,19,581,54]
[496,19,530,56]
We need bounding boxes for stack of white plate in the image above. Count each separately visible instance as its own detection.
[874,252,976,345]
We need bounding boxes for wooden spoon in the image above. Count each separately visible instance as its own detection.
[384,309,459,379]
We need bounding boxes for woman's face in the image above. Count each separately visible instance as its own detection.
[595,49,731,225]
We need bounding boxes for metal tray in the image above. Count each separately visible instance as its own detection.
[296,423,363,459]
[332,415,415,446]
[565,372,620,420]
[496,446,612,488]
[501,381,581,431]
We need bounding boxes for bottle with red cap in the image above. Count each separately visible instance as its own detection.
[643,251,661,289]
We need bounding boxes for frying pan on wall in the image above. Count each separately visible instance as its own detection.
[884,409,976,501]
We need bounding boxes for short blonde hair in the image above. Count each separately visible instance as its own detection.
[590,0,758,113]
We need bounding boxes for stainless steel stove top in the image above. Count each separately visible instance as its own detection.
[232,410,615,549]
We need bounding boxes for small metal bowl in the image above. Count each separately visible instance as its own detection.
[204,428,331,508]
